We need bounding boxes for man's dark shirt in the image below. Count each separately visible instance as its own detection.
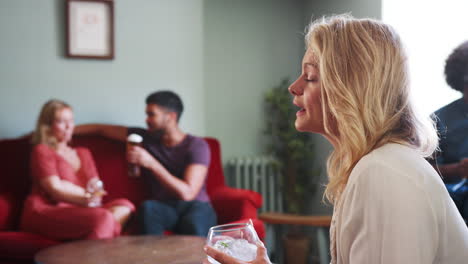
[433,98,468,181]
[128,128,211,201]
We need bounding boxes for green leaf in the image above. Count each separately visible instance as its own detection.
[263,78,321,214]
[219,241,229,248]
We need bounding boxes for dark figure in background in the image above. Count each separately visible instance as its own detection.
[76,91,217,236]
[431,41,468,222]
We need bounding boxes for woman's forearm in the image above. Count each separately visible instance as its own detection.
[40,176,90,206]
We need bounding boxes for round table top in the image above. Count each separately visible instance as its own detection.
[35,235,207,264]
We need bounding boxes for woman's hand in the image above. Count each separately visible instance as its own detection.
[85,189,107,207]
[203,241,271,264]
[41,175,102,207]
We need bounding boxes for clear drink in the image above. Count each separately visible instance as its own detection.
[86,178,105,207]
[206,220,259,263]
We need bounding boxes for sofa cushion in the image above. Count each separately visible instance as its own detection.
[0,232,58,260]
[0,193,18,231]
[204,137,226,194]
[0,137,32,231]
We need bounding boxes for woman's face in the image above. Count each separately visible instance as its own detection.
[51,107,74,143]
[288,50,325,134]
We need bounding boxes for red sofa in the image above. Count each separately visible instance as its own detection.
[0,134,265,264]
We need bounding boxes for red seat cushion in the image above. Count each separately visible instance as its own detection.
[0,137,32,232]
[0,232,59,260]
[0,192,17,231]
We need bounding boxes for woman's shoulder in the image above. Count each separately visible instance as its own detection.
[342,144,452,222]
[32,143,55,155]
[351,144,426,180]
[349,143,440,191]
[74,146,92,157]
[30,144,59,166]
[360,143,418,164]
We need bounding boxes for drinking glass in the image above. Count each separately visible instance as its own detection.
[86,178,106,207]
[206,219,259,263]
[127,133,143,177]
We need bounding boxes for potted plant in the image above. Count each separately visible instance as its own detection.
[264,78,320,264]
[264,78,320,214]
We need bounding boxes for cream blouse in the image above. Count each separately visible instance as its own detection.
[330,143,468,264]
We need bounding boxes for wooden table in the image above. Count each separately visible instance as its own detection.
[259,212,332,227]
[35,235,206,264]
[259,212,332,264]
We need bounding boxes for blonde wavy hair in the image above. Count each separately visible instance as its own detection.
[305,15,438,204]
[31,99,72,147]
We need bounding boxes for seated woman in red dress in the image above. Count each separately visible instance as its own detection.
[20,99,135,240]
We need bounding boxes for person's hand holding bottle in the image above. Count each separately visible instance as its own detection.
[86,178,107,207]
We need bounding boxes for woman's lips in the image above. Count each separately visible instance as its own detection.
[296,108,306,116]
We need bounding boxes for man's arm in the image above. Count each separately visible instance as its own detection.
[149,161,208,201]
[128,145,208,201]
[432,158,468,180]
[74,124,128,142]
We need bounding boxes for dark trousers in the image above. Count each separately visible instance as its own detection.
[136,200,217,236]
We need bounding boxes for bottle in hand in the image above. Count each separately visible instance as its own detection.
[127,133,143,177]
[86,178,106,207]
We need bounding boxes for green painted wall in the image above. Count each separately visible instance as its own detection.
[0,0,206,138]
[203,0,305,161]
[305,0,381,22]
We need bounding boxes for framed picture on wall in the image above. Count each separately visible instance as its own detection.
[66,0,114,59]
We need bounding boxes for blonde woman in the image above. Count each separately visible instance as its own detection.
[20,99,135,240]
[204,15,468,264]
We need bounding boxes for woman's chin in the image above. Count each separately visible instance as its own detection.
[60,136,72,144]
[295,122,323,134]
[294,121,307,132]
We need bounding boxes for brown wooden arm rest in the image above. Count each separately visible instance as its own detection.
[259,212,332,227]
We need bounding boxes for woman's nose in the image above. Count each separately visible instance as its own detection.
[288,79,302,96]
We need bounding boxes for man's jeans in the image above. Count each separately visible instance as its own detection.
[136,200,217,236]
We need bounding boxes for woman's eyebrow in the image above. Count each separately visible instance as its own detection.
[303,62,318,72]
[304,62,318,68]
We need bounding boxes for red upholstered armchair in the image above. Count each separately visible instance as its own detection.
[204,138,264,233]
[0,135,264,264]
